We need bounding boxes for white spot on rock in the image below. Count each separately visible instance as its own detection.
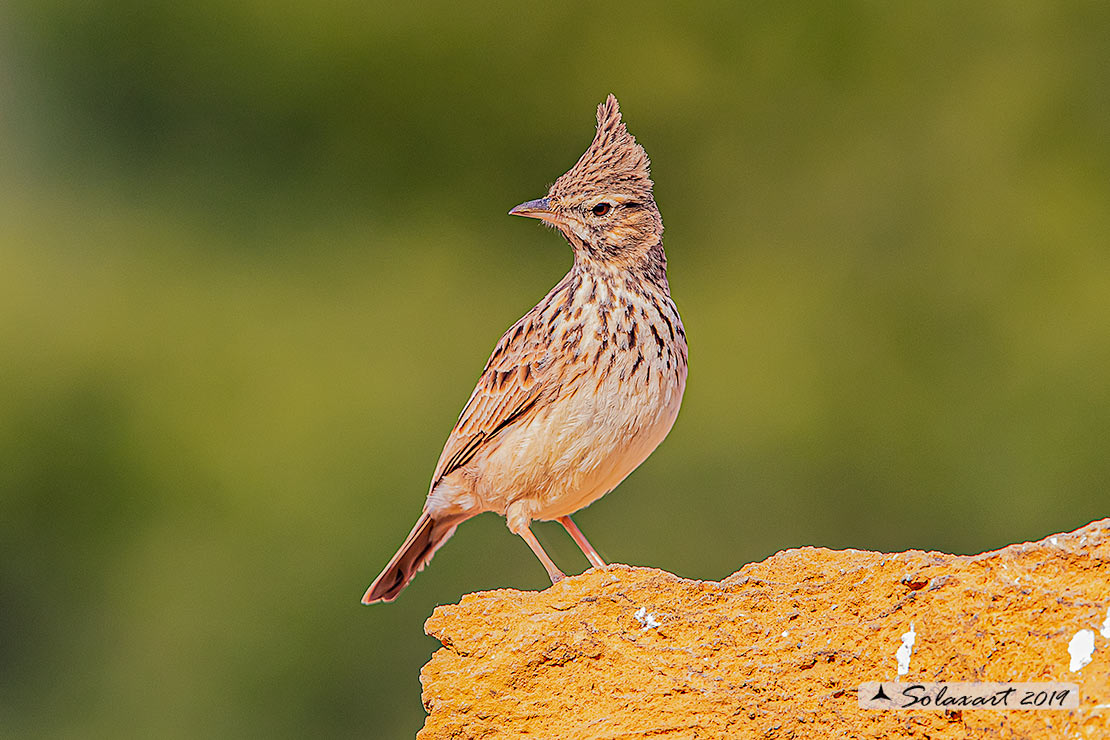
[1101,607,1110,640]
[634,606,661,629]
[896,624,916,676]
[1069,629,1095,672]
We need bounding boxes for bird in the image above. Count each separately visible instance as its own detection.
[363,94,687,604]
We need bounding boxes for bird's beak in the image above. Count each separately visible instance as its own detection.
[509,197,559,225]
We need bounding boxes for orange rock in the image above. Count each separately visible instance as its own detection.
[419,520,1110,738]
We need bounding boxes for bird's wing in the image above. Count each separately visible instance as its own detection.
[430,304,561,490]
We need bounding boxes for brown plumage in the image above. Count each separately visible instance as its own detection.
[363,95,686,604]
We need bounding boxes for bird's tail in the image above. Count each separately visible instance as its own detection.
[362,510,466,604]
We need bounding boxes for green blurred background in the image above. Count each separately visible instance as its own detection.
[2,1,1107,736]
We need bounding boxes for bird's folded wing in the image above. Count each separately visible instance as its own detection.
[430,315,552,488]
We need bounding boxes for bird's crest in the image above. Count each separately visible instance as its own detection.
[549,95,653,202]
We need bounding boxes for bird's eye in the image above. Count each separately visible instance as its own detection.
[591,202,612,216]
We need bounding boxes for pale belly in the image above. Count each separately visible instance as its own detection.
[434,356,685,533]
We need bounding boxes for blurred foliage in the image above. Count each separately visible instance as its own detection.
[1,1,1108,736]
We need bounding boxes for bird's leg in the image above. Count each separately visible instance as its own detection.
[519,526,566,583]
[557,515,606,569]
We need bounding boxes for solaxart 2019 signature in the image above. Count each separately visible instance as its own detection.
[858,682,1079,710]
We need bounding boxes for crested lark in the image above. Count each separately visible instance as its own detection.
[363,95,687,604]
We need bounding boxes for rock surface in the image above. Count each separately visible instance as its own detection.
[419,520,1110,738]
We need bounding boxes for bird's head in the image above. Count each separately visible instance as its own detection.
[510,95,663,267]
